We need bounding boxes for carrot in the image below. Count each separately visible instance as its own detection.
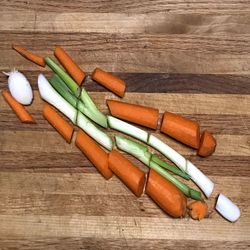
[107,99,159,129]
[160,111,200,149]
[12,45,45,67]
[54,47,86,86]
[197,130,217,157]
[75,130,113,180]
[108,149,146,197]
[187,201,208,220]
[43,103,74,143]
[2,90,35,123]
[92,68,126,97]
[146,169,187,218]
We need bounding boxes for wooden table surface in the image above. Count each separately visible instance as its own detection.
[0,1,250,249]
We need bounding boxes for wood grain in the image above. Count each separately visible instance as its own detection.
[0,0,250,249]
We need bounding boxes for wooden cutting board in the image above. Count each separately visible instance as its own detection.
[0,1,250,249]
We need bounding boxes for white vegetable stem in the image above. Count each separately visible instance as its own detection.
[107,116,149,143]
[148,134,214,198]
[4,69,33,105]
[216,194,240,222]
[38,74,113,151]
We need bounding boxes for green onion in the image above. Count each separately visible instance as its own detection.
[149,161,202,201]
[151,154,190,180]
[38,74,112,150]
[45,57,107,128]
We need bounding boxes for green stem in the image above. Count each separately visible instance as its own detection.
[115,135,151,166]
[149,161,202,201]
[151,154,190,180]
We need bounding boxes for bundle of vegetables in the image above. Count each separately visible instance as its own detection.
[1,45,240,223]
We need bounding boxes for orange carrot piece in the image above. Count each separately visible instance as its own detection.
[107,99,159,129]
[108,150,146,197]
[54,47,86,86]
[160,111,200,149]
[12,45,45,67]
[197,130,216,157]
[92,68,126,97]
[146,169,187,218]
[75,130,113,180]
[43,103,74,143]
[2,90,35,123]
[187,201,208,220]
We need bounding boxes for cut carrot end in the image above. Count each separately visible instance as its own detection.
[54,47,86,86]
[2,90,36,123]
[75,130,113,180]
[160,111,200,149]
[187,201,208,220]
[108,149,146,197]
[12,45,45,67]
[107,99,159,129]
[92,68,126,97]
[146,169,187,218]
[197,130,217,157]
[43,103,74,143]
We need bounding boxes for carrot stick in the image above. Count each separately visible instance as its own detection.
[197,130,216,157]
[107,100,159,129]
[187,201,208,220]
[12,45,45,67]
[108,149,146,197]
[43,103,74,143]
[2,90,35,123]
[92,68,126,97]
[146,169,187,218]
[75,130,113,180]
[160,111,200,149]
[54,47,86,86]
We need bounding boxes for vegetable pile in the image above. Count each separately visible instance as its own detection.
[1,45,241,223]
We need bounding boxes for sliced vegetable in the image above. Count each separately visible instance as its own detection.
[38,74,112,150]
[107,99,159,129]
[187,201,208,220]
[92,68,126,97]
[198,130,217,157]
[54,47,86,85]
[108,115,148,143]
[215,194,240,222]
[43,103,74,143]
[160,111,200,149]
[2,90,35,123]
[150,161,202,200]
[49,74,107,128]
[75,130,113,180]
[45,57,107,128]
[108,149,145,197]
[115,135,190,180]
[148,134,214,198]
[3,69,33,105]
[12,45,45,67]
[146,169,187,218]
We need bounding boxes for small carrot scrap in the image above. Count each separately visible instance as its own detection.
[187,201,208,220]
[107,99,159,129]
[160,111,200,149]
[12,45,45,67]
[108,149,146,197]
[43,103,74,143]
[75,130,113,180]
[146,169,187,218]
[54,47,86,86]
[197,130,217,157]
[2,90,35,123]
[92,68,126,97]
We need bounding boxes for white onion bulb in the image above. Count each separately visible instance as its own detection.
[3,69,33,105]
[216,193,240,222]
